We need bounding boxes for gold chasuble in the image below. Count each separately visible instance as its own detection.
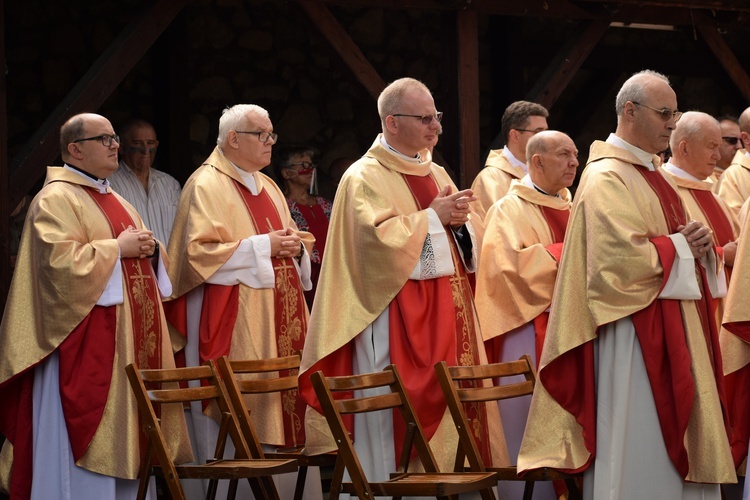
[470,149,526,220]
[0,167,190,496]
[717,150,750,217]
[475,178,571,363]
[166,146,313,447]
[518,141,735,484]
[299,136,508,471]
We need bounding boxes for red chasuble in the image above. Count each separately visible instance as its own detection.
[197,180,308,447]
[539,166,728,478]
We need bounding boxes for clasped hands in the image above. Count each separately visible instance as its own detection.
[429,186,477,227]
[117,226,157,259]
[676,220,713,259]
[269,227,302,258]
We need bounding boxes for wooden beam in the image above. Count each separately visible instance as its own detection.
[7,0,187,214]
[297,1,387,100]
[526,20,610,109]
[694,12,750,103]
[456,10,480,189]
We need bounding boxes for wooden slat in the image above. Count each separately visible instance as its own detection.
[237,377,297,394]
[694,12,750,103]
[296,1,387,100]
[140,364,213,382]
[448,359,530,380]
[148,385,220,404]
[324,369,396,391]
[335,392,402,414]
[527,20,610,110]
[229,354,300,373]
[456,10,480,190]
[7,0,187,213]
[456,381,534,403]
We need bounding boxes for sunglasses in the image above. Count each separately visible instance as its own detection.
[722,136,743,146]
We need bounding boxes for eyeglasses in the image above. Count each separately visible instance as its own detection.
[722,136,743,146]
[515,128,547,134]
[284,161,316,170]
[236,130,278,143]
[392,112,443,125]
[632,101,682,122]
[73,134,120,147]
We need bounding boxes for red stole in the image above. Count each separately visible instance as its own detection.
[392,174,491,465]
[199,178,308,447]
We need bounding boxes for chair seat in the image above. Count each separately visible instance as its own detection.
[342,472,498,497]
[167,458,298,479]
[266,448,338,468]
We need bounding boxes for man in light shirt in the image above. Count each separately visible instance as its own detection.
[108,118,181,245]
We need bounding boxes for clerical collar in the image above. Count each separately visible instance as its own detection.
[379,136,424,164]
[64,164,110,193]
[521,174,560,197]
[662,161,702,182]
[231,163,259,195]
[503,146,528,173]
[606,133,656,170]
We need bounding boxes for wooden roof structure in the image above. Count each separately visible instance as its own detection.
[1,0,749,304]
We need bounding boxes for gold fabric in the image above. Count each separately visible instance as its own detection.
[300,135,508,468]
[475,180,571,340]
[666,173,748,375]
[167,146,313,446]
[724,209,750,365]
[0,167,191,480]
[518,141,736,483]
[717,149,750,217]
[470,149,526,220]
[710,167,723,193]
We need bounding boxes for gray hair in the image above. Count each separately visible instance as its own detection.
[669,111,719,151]
[377,77,431,129]
[60,114,87,156]
[615,70,671,119]
[217,104,269,146]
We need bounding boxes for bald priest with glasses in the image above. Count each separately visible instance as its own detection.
[0,112,192,499]
[165,104,320,498]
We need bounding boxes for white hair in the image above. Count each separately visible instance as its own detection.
[217,104,269,146]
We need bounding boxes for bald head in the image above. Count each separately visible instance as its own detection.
[739,107,750,148]
[526,130,579,195]
[668,111,721,180]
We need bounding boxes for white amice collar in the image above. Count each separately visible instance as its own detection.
[662,161,702,182]
[606,133,656,170]
[503,145,528,173]
[64,164,110,194]
[379,136,424,164]
[232,163,259,195]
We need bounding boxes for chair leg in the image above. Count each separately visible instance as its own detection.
[328,457,346,499]
[565,477,583,500]
[522,481,535,500]
[293,465,308,500]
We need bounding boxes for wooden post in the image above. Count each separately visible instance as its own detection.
[456,10,480,189]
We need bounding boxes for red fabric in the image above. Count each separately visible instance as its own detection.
[163,295,188,338]
[539,205,569,243]
[298,343,355,433]
[0,370,35,499]
[227,180,309,447]
[199,284,240,364]
[690,190,735,246]
[532,312,549,365]
[545,242,563,262]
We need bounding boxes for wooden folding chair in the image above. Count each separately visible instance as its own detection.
[215,354,337,500]
[310,365,497,499]
[125,363,298,500]
[435,355,582,500]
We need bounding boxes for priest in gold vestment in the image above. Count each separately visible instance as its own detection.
[299,78,509,489]
[518,71,735,499]
[165,105,320,499]
[475,131,577,499]
[0,113,191,500]
[470,101,549,220]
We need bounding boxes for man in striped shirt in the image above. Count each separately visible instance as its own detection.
[109,119,181,245]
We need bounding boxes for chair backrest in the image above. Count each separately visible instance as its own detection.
[310,365,441,497]
[434,354,536,471]
[125,363,254,473]
[215,354,301,457]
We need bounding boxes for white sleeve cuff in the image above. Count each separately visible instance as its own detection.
[658,233,701,300]
[155,252,172,298]
[700,249,727,299]
[408,208,455,280]
[205,235,275,289]
[97,258,123,306]
[294,246,313,291]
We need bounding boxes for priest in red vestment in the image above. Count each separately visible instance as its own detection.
[299,78,509,485]
[518,70,736,499]
[0,113,191,500]
[165,104,319,499]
